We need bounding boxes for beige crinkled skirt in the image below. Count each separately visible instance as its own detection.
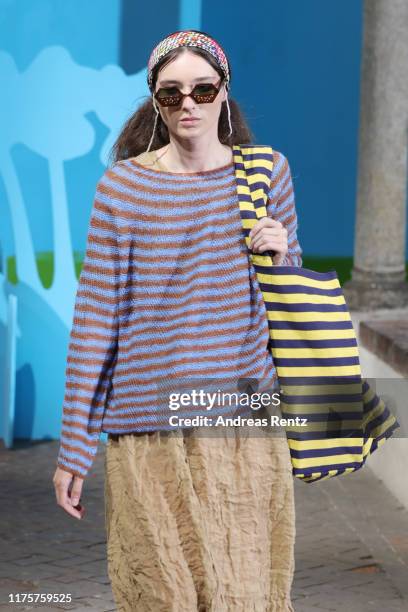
[104,426,296,612]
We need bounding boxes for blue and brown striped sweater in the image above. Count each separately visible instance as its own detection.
[56,148,303,478]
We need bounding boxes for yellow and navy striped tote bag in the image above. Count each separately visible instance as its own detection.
[233,144,400,483]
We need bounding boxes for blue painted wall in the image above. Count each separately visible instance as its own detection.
[0,0,120,70]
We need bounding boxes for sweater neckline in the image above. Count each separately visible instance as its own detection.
[128,156,235,177]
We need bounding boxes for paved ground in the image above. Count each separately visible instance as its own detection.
[0,439,407,612]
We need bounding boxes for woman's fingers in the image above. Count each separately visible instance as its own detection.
[252,237,285,252]
[248,217,282,240]
[250,224,288,255]
[249,218,288,253]
[53,468,86,520]
[69,477,83,508]
[250,239,277,253]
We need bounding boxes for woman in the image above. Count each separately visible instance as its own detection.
[53,29,303,611]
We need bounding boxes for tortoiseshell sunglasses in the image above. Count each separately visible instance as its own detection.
[154,77,224,107]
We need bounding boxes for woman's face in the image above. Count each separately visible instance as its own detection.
[154,50,227,141]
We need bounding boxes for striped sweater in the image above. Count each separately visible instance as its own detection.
[56,147,303,478]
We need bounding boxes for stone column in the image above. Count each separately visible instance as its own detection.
[343,0,408,309]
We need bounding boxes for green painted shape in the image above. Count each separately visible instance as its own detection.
[7,251,83,286]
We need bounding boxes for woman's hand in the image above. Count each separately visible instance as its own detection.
[249,218,288,264]
[53,467,86,520]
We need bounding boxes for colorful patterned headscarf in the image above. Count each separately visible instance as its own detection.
[147,30,230,91]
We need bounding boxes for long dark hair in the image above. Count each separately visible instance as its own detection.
[108,42,254,165]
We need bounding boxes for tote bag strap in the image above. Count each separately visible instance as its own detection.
[232,144,277,265]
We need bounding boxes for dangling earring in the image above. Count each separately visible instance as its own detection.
[225,85,233,139]
[146,97,160,154]
[226,97,233,138]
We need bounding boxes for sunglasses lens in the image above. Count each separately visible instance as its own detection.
[191,84,219,103]
[155,87,182,106]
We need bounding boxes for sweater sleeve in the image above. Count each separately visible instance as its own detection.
[266,150,303,267]
[56,167,121,479]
